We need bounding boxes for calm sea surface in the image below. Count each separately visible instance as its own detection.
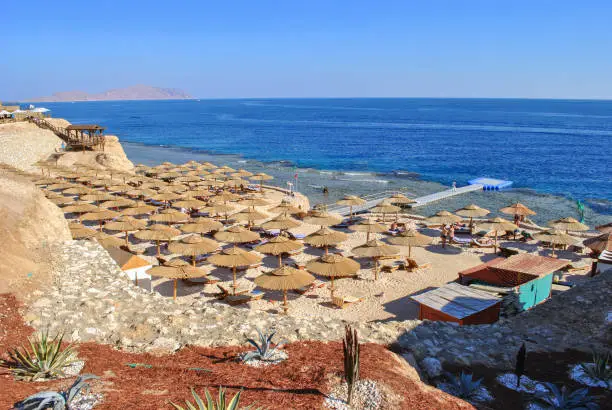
[39,98,611,224]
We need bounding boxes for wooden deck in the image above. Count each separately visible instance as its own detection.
[26,117,105,151]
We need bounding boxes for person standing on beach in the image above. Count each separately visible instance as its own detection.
[441,225,448,248]
[452,181,457,191]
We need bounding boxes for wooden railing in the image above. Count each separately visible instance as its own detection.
[26,117,105,151]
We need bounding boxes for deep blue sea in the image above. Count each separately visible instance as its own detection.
[38,98,611,218]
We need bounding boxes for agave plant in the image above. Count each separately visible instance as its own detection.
[14,374,99,410]
[580,351,611,382]
[443,371,484,400]
[170,387,261,410]
[533,382,600,409]
[0,330,77,381]
[241,328,284,362]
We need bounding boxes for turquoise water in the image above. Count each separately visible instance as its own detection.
[39,98,611,221]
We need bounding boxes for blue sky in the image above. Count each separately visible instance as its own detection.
[2,0,612,100]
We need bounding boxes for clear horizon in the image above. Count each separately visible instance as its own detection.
[3,0,612,101]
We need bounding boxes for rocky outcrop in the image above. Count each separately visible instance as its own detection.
[0,172,71,297]
[54,134,134,173]
[0,122,62,171]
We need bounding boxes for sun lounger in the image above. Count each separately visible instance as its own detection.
[450,236,472,246]
[293,279,326,295]
[380,260,402,272]
[470,238,496,248]
[225,289,264,306]
[332,295,364,309]
[248,239,268,249]
[288,232,306,240]
[264,229,281,237]
[405,257,431,271]
[215,284,250,299]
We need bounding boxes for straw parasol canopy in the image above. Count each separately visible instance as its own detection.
[81,192,115,204]
[49,196,75,205]
[595,222,612,234]
[104,216,148,246]
[63,186,94,195]
[62,202,99,216]
[147,260,209,300]
[336,195,366,221]
[268,200,302,215]
[69,224,97,239]
[239,197,270,207]
[231,208,269,227]
[369,201,401,222]
[134,226,181,256]
[583,232,612,253]
[255,236,303,267]
[500,203,536,217]
[352,239,399,280]
[547,217,589,233]
[425,210,462,225]
[151,192,183,203]
[81,209,120,230]
[306,254,360,298]
[122,202,158,216]
[204,203,236,220]
[180,218,223,234]
[304,227,348,255]
[533,229,579,257]
[213,192,240,202]
[214,225,260,244]
[303,210,343,227]
[254,266,314,313]
[474,217,519,252]
[94,232,124,249]
[386,229,433,257]
[100,198,137,209]
[173,199,207,209]
[260,214,302,231]
[349,218,388,241]
[208,247,262,293]
[388,193,416,205]
[150,209,190,224]
[168,235,219,266]
[455,204,490,227]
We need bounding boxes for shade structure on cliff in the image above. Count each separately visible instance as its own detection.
[150,209,189,224]
[425,210,462,225]
[254,266,314,313]
[474,217,519,252]
[208,247,262,293]
[336,195,366,221]
[180,218,223,234]
[306,254,360,297]
[147,260,209,300]
[255,235,303,267]
[547,217,589,232]
[303,210,343,227]
[349,218,388,241]
[168,234,219,266]
[533,229,579,256]
[134,226,181,256]
[261,214,302,231]
[351,239,399,280]
[596,223,612,234]
[104,216,148,246]
[583,232,612,253]
[388,193,416,204]
[81,209,120,230]
[500,202,536,216]
[214,225,260,244]
[386,229,433,257]
[304,227,348,255]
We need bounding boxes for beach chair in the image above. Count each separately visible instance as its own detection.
[380,260,402,273]
[332,295,364,309]
[288,232,306,240]
[450,235,472,247]
[470,238,495,248]
[293,279,325,295]
[405,257,431,272]
[215,284,249,299]
[225,289,265,306]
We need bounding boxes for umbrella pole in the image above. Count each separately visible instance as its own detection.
[374,258,378,280]
[278,254,282,267]
[349,206,353,223]
[124,231,129,247]
[192,255,196,267]
[330,276,336,298]
[232,265,237,295]
[283,289,288,314]
[494,231,498,254]
[156,240,161,257]
[173,279,177,301]
[409,245,412,258]
[551,242,556,257]
[325,245,329,256]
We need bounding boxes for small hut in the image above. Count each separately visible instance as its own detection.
[65,124,106,151]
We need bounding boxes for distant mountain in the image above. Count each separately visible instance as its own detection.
[29,85,193,102]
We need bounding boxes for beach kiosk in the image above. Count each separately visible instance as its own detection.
[411,282,502,325]
[458,254,570,311]
[106,247,153,291]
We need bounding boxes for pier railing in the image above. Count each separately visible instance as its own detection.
[26,117,105,151]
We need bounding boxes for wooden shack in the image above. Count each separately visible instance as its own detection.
[411,282,501,325]
[65,124,106,151]
[458,254,570,311]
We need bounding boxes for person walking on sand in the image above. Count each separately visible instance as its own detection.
[441,225,448,248]
[452,181,457,191]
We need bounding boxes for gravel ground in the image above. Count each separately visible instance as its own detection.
[324,379,383,410]
[0,123,62,171]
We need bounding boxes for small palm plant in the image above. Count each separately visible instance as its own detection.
[0,330,77,381]
[533,382,600,409]
[443,372,484,401]
[14,374,98,410]
[580,351,611,382]
[170,387,261,410]
[241,328,284,362]
[343,325,360,405]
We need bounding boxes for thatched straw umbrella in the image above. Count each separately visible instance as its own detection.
[304,227,348,255]
[173,199,208,210]
[351,239,399,280]
[386,229,433,257]
[255,236,303,267]
[232,208,269,228]
[101,198,137,209]
[239,197,270,208]
[49,196,75,205]
[260,214,302,232]
[94,232,124,249]
[388,193,416,205]
[250,173,273,191]
[63,186,94,196]
[203,203,236,221]
[306,254,360,298]
[474,217,519,252]
[455,204,490,228]
[254,266,314,313]
[104,216,148,246]
[69,224,97,240]
[62,202,100,220]
[533,229,579,257]
[425,210,462,226]
[303,210,343,228]
[151,192,183,206]
[208,247,262,294]
[134,226,181,257]
[336,195,366,222]
[213,192,240,203]
[595,223,612,234]
[147,260,209,300]
[500,202,536,223]
[180,218,223,235]
[583,232,612,253]
[349,218,388,241]
[122,202,158,216]
[547,217,589,233]
[369,202,401,222]
[233,169,254,178]
[81,192,115,206]
[168,234,219,266]
[81,209,120,231]
[268,201,302,215]
[214,225,260,245]
[150,209,190,225]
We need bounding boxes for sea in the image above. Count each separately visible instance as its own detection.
[36,98,612,226]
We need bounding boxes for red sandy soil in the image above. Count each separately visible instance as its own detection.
[0,293,472,409]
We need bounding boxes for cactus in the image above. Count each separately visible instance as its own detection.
[342,325,360,405]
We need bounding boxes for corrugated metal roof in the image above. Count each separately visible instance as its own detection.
[490,254,569,276]
[411,282,501,319]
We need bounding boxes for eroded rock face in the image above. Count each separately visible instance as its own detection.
[0,172,71,296]
[54,135,134,173]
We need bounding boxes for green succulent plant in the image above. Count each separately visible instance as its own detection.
[533,382,600,409]
[170,387,262,410]
[0,330,77,381]
[242,328,284,362]
[443,371,484,401]
[580,351,611,382]
[14,374,99,410]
